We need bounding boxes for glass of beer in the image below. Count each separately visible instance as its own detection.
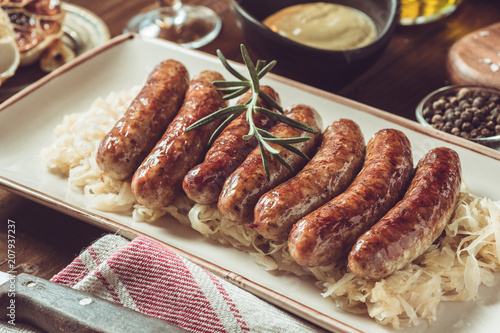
[399,0,463,25]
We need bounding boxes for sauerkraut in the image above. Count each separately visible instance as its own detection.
[41,87,174,222]
[42,88,500,329]
[191,191,500,329]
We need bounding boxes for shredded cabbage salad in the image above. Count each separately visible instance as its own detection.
[42,88,500,329]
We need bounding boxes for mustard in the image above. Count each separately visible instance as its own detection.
[263,2,377,51]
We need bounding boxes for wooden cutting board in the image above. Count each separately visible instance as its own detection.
[447,21,500,89]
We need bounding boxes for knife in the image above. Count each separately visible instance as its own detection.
[0,271,187,333]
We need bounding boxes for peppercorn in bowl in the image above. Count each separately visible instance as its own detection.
[416,85,500,150]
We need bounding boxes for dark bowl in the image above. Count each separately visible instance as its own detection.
[229,0,399,89]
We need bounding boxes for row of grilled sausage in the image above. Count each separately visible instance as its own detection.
[95,59,462,281]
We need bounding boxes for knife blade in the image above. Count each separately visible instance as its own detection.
[0,271,187,333]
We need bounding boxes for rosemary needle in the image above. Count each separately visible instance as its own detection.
[186,44,318,179]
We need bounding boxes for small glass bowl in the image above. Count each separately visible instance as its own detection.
[416,85,500,150]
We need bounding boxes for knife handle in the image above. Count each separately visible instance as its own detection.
[0,273,187,333]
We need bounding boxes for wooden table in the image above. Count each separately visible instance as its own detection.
[1,0,499,305]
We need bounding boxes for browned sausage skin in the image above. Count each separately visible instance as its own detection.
[182,86,280,205]
[288,129,413,267]
[96,59,189,181]
[348,147,462,281]
[252,119,366,242]
[131,70,227,209]
[218,104,323,225]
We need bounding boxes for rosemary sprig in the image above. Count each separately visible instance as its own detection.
[186,44,318,179]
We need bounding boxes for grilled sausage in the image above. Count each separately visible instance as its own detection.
[218,104,322,225]
[96,59,189,180]
[131,70,227,209]
[288,128,413,267]
[182,86,280,205]
[252,119,366,242]
[348,147,462,280]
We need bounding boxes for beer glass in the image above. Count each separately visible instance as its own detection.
[399,0,463,25]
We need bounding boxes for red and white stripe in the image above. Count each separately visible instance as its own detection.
[51,234,322,333]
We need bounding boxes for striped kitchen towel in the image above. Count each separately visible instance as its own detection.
[50,234,325,333]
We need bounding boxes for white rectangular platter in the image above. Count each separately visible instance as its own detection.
[1,34,500,333]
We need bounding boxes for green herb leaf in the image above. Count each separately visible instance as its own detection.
[279,143,311,160]
[258,140,271,178]
[259,137,281,155]
[187,45,317,179]
[258,129,311,158]
[262,136,311,145]
[186,105,246,131]
[257,60,277,79]
[258,90,283,113]
[274,154,294,172]
[255,59,267,73]
[216,49,247,81]
[255,107,318,134]
[220,87,249,100]
[212,80,250,88]
[208,113,239,145]
[241,45,260,94]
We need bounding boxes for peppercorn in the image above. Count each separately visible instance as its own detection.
[433,99,445,111]
[422,87,500,140]
[460,110,472,122]
[462,122,473,132]
[422,107,433,118]
[477,109,487,121]
[431,114,443,124]
[458,100,470,109]
[445,109,455,121]
[472,97,484,108]
[457,88,471,100]
[472,116,480,126]
[481,128,491,136]
[491,108,499,119]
